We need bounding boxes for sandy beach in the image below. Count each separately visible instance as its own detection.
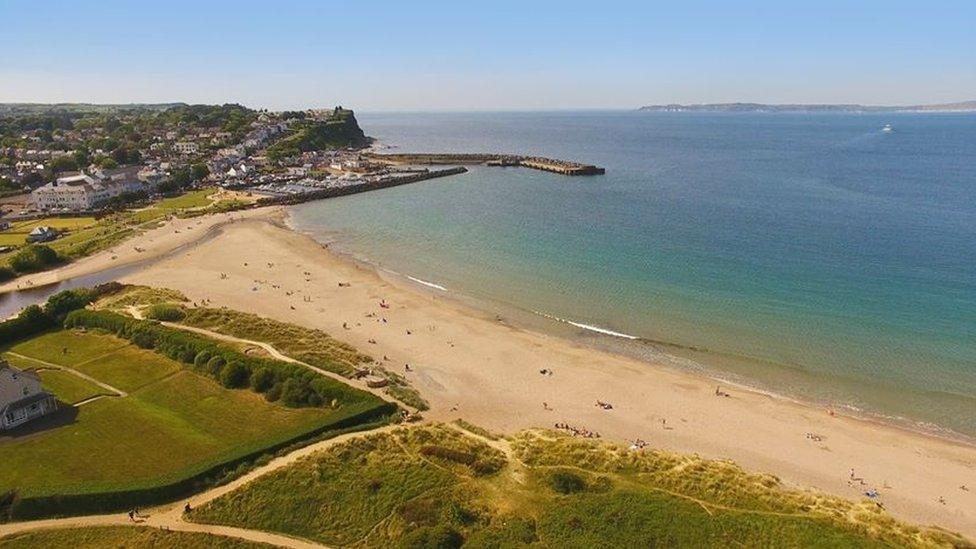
[11,207,974,538]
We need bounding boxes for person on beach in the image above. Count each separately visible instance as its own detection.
[128,509,135,521]
[184,502,192,513]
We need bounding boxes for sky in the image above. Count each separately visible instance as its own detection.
[1,0,974,111]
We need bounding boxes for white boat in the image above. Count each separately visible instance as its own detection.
[882,124,893,133]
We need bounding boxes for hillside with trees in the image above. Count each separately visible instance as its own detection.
[267,108,368,161]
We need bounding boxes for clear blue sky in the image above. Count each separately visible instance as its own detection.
[1,0,973,110]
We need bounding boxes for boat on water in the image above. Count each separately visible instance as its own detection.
[882,124,893,133]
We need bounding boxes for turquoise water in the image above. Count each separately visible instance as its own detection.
[289,111,976,438]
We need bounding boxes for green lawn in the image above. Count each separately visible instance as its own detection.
[9,330,127,367]
[0,217,98,247]
[0,330,383,500]
[64,345,182,392]
[0,526,271,548]
[190,425,969,549]
[157,188,215,210]
[36,369,104,404]
[9,217,97,232]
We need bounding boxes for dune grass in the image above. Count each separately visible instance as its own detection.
[190,425,504,546]
[190,425,970,549]
[0,329,377,500]
[95,285,189,310]
[0,526,271,548]
[180,307,371,376]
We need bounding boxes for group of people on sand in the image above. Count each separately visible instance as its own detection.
[595,400,613,410]
[629,438,649,451]
[554,422,601,439]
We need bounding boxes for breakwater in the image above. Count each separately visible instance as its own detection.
[256,167,468,206]
[367,153,605,176]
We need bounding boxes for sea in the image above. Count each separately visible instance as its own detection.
[287,111,976,440]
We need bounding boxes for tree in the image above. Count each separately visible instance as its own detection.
[250,367,274,392]
[43,289,91,321]
[9,245,60,273]
[72,149,90,169]
[220,362,249,388]
[48,156,78,174]
[191,163,210,181]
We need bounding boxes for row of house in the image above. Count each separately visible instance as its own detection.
[29,166,158,211]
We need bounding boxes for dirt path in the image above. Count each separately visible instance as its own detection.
[6,352,128,397]
[0,425,402,548]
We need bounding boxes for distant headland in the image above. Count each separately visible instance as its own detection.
[637,100,976,113]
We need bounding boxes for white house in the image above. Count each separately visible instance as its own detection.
[173,142,200,155]
[26,226,57,243]
[137,166,169,189]
[0,363,57,431]
[30,173,129,211]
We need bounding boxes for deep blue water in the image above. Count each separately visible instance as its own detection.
[290,111,976,438]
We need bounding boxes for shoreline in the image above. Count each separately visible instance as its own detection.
[3,208,975,537]
[281,211,976,449]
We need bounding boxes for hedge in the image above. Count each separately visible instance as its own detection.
[5,401,397,521]
[63,309,373,409]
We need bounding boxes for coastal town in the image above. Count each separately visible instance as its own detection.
[0,104,408,217]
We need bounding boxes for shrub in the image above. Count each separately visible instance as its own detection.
[193,350,212,369]
[250,367,274,392]
[0,266,15,282]
[550,471,586,494]
[0,305,54,344]
[9,245,60,273]
[207,356,226,376]
[43,289,92,316]
[265,382,283,402]
[220,362,249,388]
[401,524,463,549]
[145,303,186,322]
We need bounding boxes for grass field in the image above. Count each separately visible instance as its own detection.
[190,425,969,549]
[157,188,215,210]
[35,369,105,404]
[0,526,271,548]
[0,329,381,500]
